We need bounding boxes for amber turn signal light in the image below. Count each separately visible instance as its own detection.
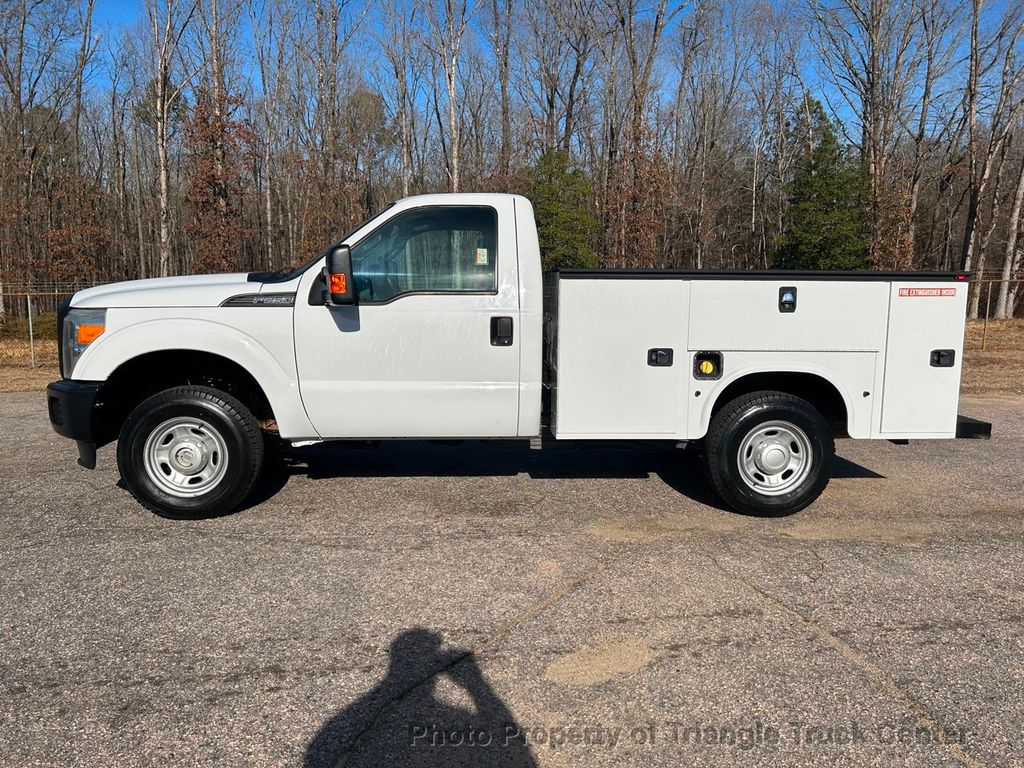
[329,273,347,294]
[76,323,105,344]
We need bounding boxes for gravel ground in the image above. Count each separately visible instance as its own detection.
[0,391,1021,767]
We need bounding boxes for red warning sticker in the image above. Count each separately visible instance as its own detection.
[898,287,958,297]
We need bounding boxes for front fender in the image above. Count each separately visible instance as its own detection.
[72,315,317,440]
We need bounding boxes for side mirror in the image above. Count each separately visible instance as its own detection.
[324,245,356,305]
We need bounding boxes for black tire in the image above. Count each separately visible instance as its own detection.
[702,390,834,516]
[117,386,264,519]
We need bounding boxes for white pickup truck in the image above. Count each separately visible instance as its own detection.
[47,193,990,518]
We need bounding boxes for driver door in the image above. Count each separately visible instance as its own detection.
[293,200,521,439]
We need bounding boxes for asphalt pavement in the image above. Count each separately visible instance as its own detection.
[0,391,1021,767]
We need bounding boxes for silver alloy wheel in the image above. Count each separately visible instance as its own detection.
[142,416,229,498]
[736,419,812,496]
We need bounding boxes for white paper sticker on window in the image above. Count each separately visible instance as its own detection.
[475,248,489,266]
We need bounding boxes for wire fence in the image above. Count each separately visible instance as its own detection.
[1,279,1022,370]
[0,291,63,369]
[970,278,1024,350]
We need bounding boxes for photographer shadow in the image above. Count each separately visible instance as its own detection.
[305,628,537,768]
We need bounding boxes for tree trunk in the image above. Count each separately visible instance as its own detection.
[447,53,460,191]
[996,155,1024,318]
[132,123,148,279]
[156,82,172,277]
[971,145,1009,317]
[263,143,274,269]
[491,0,512,178]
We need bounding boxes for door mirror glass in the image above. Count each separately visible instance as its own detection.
[324,245,356,305]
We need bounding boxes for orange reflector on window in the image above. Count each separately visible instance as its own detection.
[76,323,105,344]
[329,273,347,294]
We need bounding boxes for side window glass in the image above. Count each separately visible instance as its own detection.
[349,206,497,302]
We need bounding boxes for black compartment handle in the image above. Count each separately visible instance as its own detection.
[491,316,514,346]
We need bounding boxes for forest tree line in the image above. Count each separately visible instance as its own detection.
[1,0,1023,318]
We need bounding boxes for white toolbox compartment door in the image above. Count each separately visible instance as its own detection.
[880,282,968,436]
[689,280,889,351]
[554,278,688,437]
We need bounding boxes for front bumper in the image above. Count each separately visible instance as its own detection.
[47,379,103,468]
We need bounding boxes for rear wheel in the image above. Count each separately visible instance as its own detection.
[117,386,264,518]
[703,391,834,516]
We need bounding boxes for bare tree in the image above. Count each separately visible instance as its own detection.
[0,0,99,283]
[423,0,471,191]
[959,0,1024,316]
[743,0,806,268]
[596,0,680,267]
[903,0,964,260]
[5,0,1024,305]
[376,0,420,196]
[807,0,929,267]
[602,0,680,145]
[71,0,98,165]
[486,0,513,178]
[519,0,600,155]
[996,146,1024,318]
[251,0,283,267]
[144,0,199,276]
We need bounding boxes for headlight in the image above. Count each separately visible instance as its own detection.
[62,308,106,377]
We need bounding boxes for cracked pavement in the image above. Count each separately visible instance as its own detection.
[1,391,1021,767]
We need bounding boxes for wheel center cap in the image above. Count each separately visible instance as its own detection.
[172,442,207,474]
[757,444,789,473]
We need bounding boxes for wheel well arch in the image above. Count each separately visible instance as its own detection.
[93,350,275,445]
[708,371,851,437]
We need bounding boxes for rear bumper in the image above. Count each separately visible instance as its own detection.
[956,414,992,439]
[47,379,103,468]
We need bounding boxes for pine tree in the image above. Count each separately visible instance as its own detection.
[776,98,869,270]
[528,150,599,270]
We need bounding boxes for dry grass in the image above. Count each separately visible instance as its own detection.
[0,338,59,393]
[0,365,58,394]
[0,338,58,364]
[962,320,1024,396]
[0,322,1021,396]
[0,337,57,391]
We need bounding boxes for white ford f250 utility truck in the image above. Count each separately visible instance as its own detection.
[47,193,991,519]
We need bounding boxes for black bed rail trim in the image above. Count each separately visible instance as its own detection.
[956,415,992,439]
[553,269,970,282]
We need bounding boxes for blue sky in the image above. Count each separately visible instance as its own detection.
[93,0,140,28]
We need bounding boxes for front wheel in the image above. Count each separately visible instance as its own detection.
[117,386,264,518]
[703,391,834,516]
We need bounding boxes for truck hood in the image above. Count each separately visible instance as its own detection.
[71,273,260,309]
